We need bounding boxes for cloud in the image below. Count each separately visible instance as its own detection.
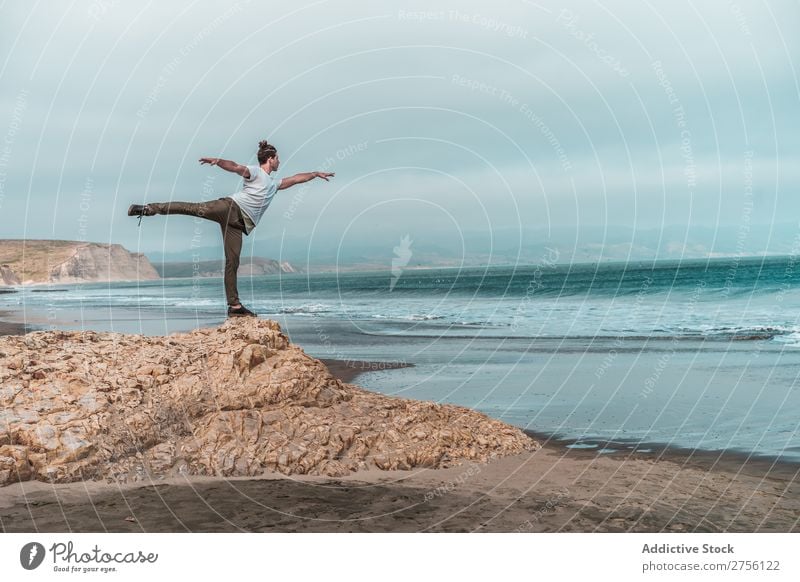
[0,0,798,263]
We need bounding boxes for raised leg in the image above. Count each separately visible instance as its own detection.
[149,199,230,224]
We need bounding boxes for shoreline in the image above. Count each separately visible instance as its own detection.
[1,312,797,472]
[524,430,800,479]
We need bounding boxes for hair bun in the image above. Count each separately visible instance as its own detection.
[258,140,270,149]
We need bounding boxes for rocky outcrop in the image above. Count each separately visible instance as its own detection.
[0,264,20,286]
[0,319,536,485]
[0,240,159,284]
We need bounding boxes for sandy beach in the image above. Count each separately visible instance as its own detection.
[2,437,797,533]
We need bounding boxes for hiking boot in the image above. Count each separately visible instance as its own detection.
[127,204,156,217]
[228,304,257,318]
[128,204,157,226]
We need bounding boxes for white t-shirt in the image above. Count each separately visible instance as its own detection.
[228,165,282,233]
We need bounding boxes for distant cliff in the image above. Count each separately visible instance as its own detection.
[0,240,160,285]
[0,264,20,285]
[155,256,298,279]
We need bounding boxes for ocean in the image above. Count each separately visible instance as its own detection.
[3,255,800,462]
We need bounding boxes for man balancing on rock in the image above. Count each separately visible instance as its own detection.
[128,140,334,317]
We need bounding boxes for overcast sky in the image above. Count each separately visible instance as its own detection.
[1,0,799,264]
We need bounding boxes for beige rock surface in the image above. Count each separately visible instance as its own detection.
[0,319,536,485]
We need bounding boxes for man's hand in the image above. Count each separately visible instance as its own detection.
[199,157,219,166]
[314,171,335,181]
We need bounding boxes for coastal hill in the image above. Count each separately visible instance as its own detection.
[0,239,159,285]
[154,256,298,279]
[0,318,536,485]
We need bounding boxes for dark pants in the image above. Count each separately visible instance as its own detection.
[150,197,246,306]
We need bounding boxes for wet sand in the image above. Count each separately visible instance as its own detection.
[319,358,414,383]
[0,310,30,336]
[0,321,27,335]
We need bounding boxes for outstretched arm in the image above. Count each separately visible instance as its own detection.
[278,171,335,190]
[199,157,251,179]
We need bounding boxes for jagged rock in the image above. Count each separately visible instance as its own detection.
[0,319,537,485]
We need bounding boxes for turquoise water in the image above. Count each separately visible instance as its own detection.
[3,255,800,461]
